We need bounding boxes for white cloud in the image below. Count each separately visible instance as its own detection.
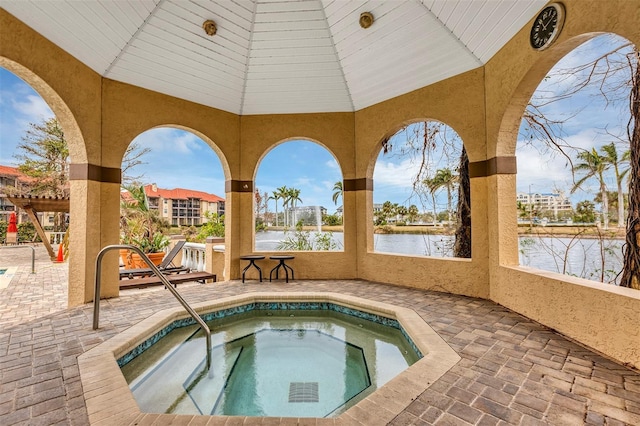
[294,177,312,187]
[516,145,573,192]
[12,95,53,120]
[324,159,340,171]
[0,87,54,164]
[133,128,202,154]
[373,157,423,190]
[321,180,336,190]
[143,169,225,195]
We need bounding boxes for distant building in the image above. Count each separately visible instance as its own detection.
[143,184,225,227]
[516,191,572,217]
[286,205,327,217]
[0,165,55,227]
[0,165,27,221]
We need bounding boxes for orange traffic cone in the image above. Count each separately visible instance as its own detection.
[54,244,64,263]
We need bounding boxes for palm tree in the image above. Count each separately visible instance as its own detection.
[332,181,343,205]
[423,177,440,223]
[407,204,419,224]
[396,205,408,223]
[434,168,458,222]
[380,201,396,224]
[571,148,610,229]
[269,190,281,227]
[433,168,459,223]
[288,187,302,226]
[600,142,630,228]
[276,185,288,227]
[283,188,291,226]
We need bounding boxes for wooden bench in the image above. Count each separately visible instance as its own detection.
[119,271,216,289]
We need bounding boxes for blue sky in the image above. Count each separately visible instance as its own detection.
[0,33,634,214]
[515,34,633,202]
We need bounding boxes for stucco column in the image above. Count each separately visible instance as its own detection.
[349,178,372,277]
[225,181,252,280]
[487,173,519,300]
[68,167,121,306]
[467,157,518,300]
[469,176,490,299]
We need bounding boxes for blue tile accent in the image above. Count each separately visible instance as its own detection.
[118,301,423,367]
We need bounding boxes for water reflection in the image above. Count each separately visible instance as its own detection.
[256,231,624,283]
[519,236,623,283]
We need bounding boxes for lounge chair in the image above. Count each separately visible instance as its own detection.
[119,241,188,279]
[119,271,216,289]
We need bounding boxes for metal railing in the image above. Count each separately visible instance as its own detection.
[0,245,35,273]
[93,244,211,370]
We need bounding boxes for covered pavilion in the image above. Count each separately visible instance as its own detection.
[0,0,638,397]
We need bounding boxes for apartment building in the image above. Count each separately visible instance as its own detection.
[516,191,573,215]
[144,184,225,227]
[0,165,25,221]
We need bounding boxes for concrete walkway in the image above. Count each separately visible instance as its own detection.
[0,246,639,425]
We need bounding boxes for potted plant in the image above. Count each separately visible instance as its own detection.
[120,185,170,268]
[130,233,170,268]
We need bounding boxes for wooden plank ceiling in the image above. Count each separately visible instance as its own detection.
[1,0,547,115]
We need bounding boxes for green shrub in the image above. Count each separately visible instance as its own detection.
[197,212,224,241]
[277,223,337,251]
[323,214,342,226]
[18,222,41,242]
[255,219,267,232]
[181,225,198,241]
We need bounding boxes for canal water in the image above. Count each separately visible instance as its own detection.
[255,231,625,284]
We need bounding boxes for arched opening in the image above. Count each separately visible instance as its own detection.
[1,67,59,224]
[118,127,228,282]
[254,139,343,252]
[371,120,470,258]
[516,34,637,285]
[0,64,82,312]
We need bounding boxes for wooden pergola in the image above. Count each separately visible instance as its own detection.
[7,194,70,260]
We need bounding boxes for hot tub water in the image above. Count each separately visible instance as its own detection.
[120,306,420,418]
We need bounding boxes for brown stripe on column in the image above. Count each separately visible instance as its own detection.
[343,178,373,191]
[469,156,517,178]
[69,164,121,183]
[225,180,253,192]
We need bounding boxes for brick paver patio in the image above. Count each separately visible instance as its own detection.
[1,246,639,425]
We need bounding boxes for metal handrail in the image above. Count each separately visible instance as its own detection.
[0,245,35,273]
[93,244,211,370]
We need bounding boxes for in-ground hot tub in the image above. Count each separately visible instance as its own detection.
[121,302,422,417]
[79,292,460,425]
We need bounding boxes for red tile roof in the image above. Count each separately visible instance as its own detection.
[0,165,31,182]
[143,185,224,203]
[120,190,135,203]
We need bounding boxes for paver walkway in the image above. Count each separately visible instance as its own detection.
[0,245,68,328]
[1,246,639,425]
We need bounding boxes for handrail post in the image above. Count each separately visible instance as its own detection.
[93,244,211,370]
[0,245,36,273]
